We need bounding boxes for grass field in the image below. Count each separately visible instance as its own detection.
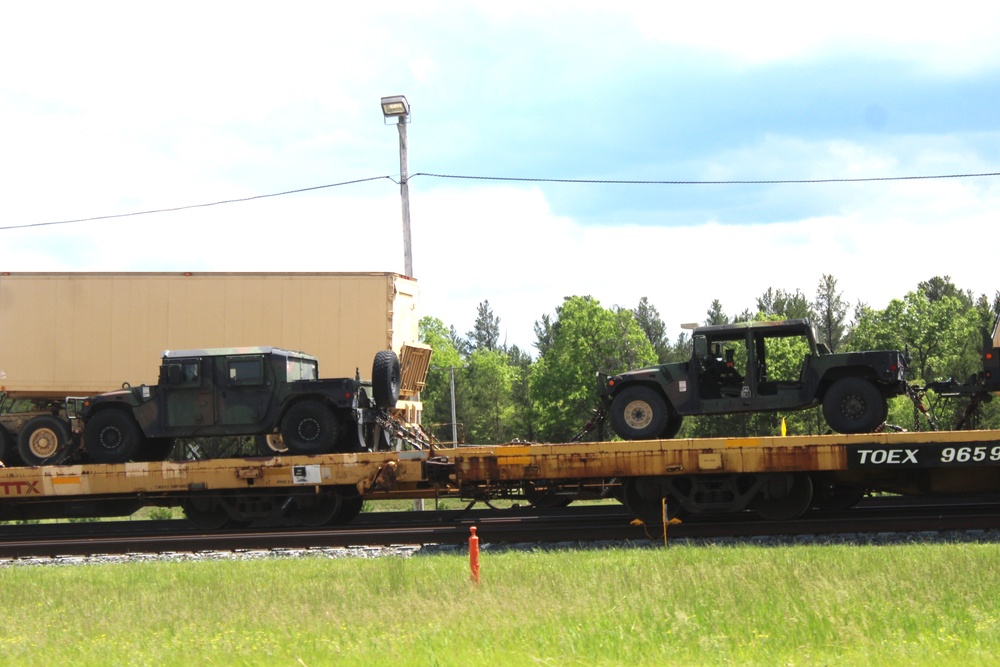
[1,542,998,666]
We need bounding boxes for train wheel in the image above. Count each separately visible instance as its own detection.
[280,401,341,455]
[17,415,71,466]
[621,477,681,524]
[812,481,866,511]
[753,473,814,520]
[183,497,233,530]
[329,490,364,525]
[289,492,343,526]
[83,410,143,464]
[523,482,573,508]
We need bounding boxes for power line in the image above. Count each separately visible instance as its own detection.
[0,176,394,231]
[413,171,1000,185]
[3,170,999,231]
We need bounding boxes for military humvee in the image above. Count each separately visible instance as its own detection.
[71,346,400,464]
[599,319,908,439]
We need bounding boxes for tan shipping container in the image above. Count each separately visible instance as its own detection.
[0,272,422,399]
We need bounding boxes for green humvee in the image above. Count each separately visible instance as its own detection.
[64,346,400,465]
[599,319,908,439]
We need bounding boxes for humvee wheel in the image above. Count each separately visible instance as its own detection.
[255,433,288,455]
[610,386,669,440]
[372,350,401,409]
[823,377,885,434]
[137,437,176,462]
[84,409,143,463]
[661,415,684,439]
[280,400,341,455]
[18,415,71,466]
[753,473,813,521]
[0,425,19,466]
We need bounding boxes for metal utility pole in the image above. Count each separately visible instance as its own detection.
[380,95,413,277]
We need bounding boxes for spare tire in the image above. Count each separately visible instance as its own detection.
[372,350,401,409]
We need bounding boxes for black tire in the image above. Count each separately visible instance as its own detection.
[18,415,71,466]
[610,385,669,440]
[280,400,341,455]
[822,377,886,434]
[372,350,401,409]
[0,425,19,466]
[83,409,144,463]
[338,421,370,453]
[661,415,684,439]
[136,437,176,462]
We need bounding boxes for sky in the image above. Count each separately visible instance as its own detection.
[2,2,999,353]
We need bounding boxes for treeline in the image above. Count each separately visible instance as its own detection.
[418,275,1000,444]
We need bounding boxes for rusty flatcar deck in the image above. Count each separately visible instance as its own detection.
[2,429,1000,507]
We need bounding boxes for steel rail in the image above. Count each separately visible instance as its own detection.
[4,500,1000,560]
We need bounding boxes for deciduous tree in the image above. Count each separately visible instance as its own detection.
[530,296,656,442]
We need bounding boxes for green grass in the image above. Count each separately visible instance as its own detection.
[1,542,998,666]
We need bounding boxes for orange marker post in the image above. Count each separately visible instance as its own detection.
[469,526,481,585]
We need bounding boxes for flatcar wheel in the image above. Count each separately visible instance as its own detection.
[183,497,233,530]
[289,492,342,527]
[621,477,681,524]
[329,491,364,525]
[753,474,814,521]
[523,481,573,508]
[812,481,866,511]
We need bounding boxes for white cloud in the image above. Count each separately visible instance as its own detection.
[1,2,997,360]
[631,2,1000,73]
[407,171,1000,352]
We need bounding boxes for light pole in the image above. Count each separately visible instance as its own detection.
[380,95,413,277]
[430,364,467,445]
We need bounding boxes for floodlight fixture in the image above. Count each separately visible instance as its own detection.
[380,95,410,121]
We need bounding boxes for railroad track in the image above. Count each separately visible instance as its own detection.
[3,498,1000,560]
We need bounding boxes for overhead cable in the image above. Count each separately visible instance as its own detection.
[3,170,998,231]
